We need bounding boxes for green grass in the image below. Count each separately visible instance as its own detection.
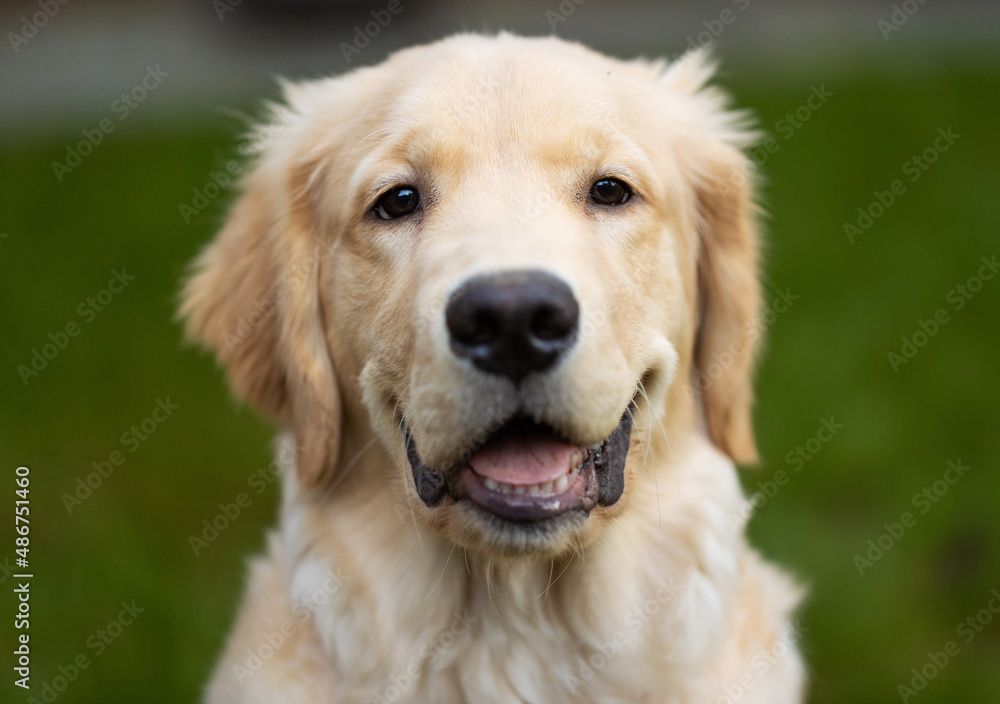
[2,58,998,703]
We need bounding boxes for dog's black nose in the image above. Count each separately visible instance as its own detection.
[445,270,579,382]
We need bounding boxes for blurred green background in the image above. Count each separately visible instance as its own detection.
[1,1,998,702]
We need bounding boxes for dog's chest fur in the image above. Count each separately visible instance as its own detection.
[206,436,803,704]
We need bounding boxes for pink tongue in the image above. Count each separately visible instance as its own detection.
[468,428,578,485]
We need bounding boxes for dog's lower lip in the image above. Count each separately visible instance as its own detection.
[404,400,636,522]
[458,454,592,522]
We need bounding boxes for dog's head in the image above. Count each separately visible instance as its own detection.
[181,34,761,557]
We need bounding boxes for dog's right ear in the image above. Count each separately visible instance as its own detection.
[658,49,763,465]
[180,172,289,420]
[179,97,344,489]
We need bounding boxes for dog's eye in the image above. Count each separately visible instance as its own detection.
[374,186,420,220]
[589,178,632,206]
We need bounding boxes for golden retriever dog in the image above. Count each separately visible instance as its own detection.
[181,32,805,704]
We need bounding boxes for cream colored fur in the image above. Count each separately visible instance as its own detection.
[181,32,805,704]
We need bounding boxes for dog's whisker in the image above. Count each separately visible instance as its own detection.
[631,403,653,469]
[638,380,674,463]
[633,384,664,527]
[639,384,674,464]
[400,468,426,542]
[390,405,432,545]
[486,557,506,626]
[540,559,555,605]
[318,435,378,504]
[392,406,430,544]
[425,543,458,601]
[540,553,576,602]
[511,555,539,591]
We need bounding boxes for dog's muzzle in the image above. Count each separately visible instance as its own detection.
[405,267,634,522]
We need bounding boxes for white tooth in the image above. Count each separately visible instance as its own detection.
[527,485,540,496]
[554,475,569,492]
[570,449,583,468]
[484,477,498,490]
[540,481,554,494]
[514,485,526,495]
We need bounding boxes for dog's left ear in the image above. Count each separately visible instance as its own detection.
[660,50,763,464]
[179,94,344,488]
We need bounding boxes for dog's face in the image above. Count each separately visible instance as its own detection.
[182,34,761,558]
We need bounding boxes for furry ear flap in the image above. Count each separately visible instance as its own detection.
[662,49,762,464]
[179,119,343,488]
[692,154,761,464]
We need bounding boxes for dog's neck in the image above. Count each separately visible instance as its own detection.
[277,431,746,700]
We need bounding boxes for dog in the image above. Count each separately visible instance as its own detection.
[181,32,805,704]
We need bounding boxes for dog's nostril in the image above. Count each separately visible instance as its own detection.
[458,308,499,347]
[530,304,575,342]
[445,270,579,382]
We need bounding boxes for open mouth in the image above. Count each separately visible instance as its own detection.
[405,403,634,524]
